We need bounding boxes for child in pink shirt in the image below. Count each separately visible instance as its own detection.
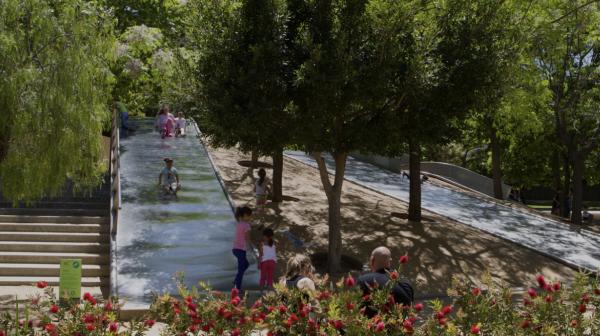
[232,207,253,289]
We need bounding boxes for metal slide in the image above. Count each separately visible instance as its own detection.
[115,119,258,306]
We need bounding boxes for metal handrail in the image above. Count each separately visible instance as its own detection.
[109,107,121,297]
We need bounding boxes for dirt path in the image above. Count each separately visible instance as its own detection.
[207,146,576,297]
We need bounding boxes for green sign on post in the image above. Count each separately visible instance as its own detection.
[59,259,82,301]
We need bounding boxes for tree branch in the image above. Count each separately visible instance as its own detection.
[549,0,600,24]
[313,151,333,198]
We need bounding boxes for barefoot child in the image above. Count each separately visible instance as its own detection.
[258,228,276,291]
[232,207,253,290]
[254,168,271,213]
[158,158,180,194]
[175,111,186,137]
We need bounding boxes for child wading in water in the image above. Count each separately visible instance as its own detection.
[254,168,270,214]
[158,158,180,195]
[232,207,253,290]
[258,228,276,292]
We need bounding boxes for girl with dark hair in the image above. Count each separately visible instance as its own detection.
[232,206,253,289]
[258,228,276,291]
[254,168,271,213]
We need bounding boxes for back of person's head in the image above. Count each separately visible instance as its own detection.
[285,254,313,279]
[258,168,267,185]
[178,111,184,117]
[263,228,274,246]
[235,206,253,221]
[370,246,392,271]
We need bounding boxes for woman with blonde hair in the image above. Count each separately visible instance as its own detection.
[282,254,316,292]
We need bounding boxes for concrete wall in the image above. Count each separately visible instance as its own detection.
[350,152,511,199]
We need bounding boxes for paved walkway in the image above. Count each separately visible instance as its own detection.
[285,151,600,273]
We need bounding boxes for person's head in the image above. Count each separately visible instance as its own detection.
[235,206,253,222]
[164,158,174,168]
[178,111,184,118]
[262,228,274,246]
[285,254,314,279]
[369,246,392,271]
[258,168,267,185]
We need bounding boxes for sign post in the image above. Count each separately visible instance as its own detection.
[59,259,82,303]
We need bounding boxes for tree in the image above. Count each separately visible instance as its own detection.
[0,0,115,202]
[379,0,523,220]
[189,0,290,202]
[531,0,600,224]
[290,0,393,273]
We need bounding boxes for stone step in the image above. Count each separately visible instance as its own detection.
[0,276,108,287]
[0,223,108,233]
[0,208,109,217]
[0,231,110,243]
[0,241,108,253]
[0,252,109,265]
[0,200,109,209]
[0,263,109,277]
[0,215,109,225]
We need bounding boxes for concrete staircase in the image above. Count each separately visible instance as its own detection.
[0,185,111,291]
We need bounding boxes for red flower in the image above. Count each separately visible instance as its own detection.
[472,287,481,296]
[144,319,156,327]
[189,325,198,333]
[414,303,423,312]
[86,324,94,332]
[595,288,600,295]
[289,313,299,323]
[470,325,480,334]
[552,282,561,291]
[544,295,552,303]
[438,318,447,326]
[278,304,287,313]
[520,320,530,329]
[83,292,93,300]
[50,304,59,314]
[83,314,95,323]
[345,276,356,287]
[0,330,5,336]
[187,302,197,311]
[318,291,331,300]
[109,322,118,333]
[390,271,399,280]
[376,321,386,332]
[581,293,590,303]
[36,281,48,289]
[527,288,537,298]
[44,323,55,333]
[523,298,532,306]
[570,319,578,327]
[332,320,344,330]
[536,275,546,288]
[231,297,241,306]
[436,312,445,320]
[441,305,453,315]
[104,302,113,311]
[399,255,409,264]
[202,324,211,332]
[231,328,241,336]
[346,302,355,310]
[578,303,586,313]
[231,287,239,299]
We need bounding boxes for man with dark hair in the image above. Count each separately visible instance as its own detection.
[358,246,414,317]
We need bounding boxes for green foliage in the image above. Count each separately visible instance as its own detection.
[0,0,115,202]
[112,25,175,116]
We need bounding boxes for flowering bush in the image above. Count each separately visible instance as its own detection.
[150,262,600,335]
[2,259,599,335]
[0,283,150,336]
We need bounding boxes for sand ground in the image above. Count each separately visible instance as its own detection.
[207,146,577,297]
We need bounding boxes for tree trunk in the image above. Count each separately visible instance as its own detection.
[560,155,571,219]
[271,149,284,203]
[313,151,347,275]
[490,125,503,199]
[408,140,421,222]
[571,153,584,225]
[251,151,259,168]
[552,149,561,192]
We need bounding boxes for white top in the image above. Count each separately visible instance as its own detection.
[161,167,178,185]
[261,243,276,262]
[176,118,186,129]
[255,179,268,196]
